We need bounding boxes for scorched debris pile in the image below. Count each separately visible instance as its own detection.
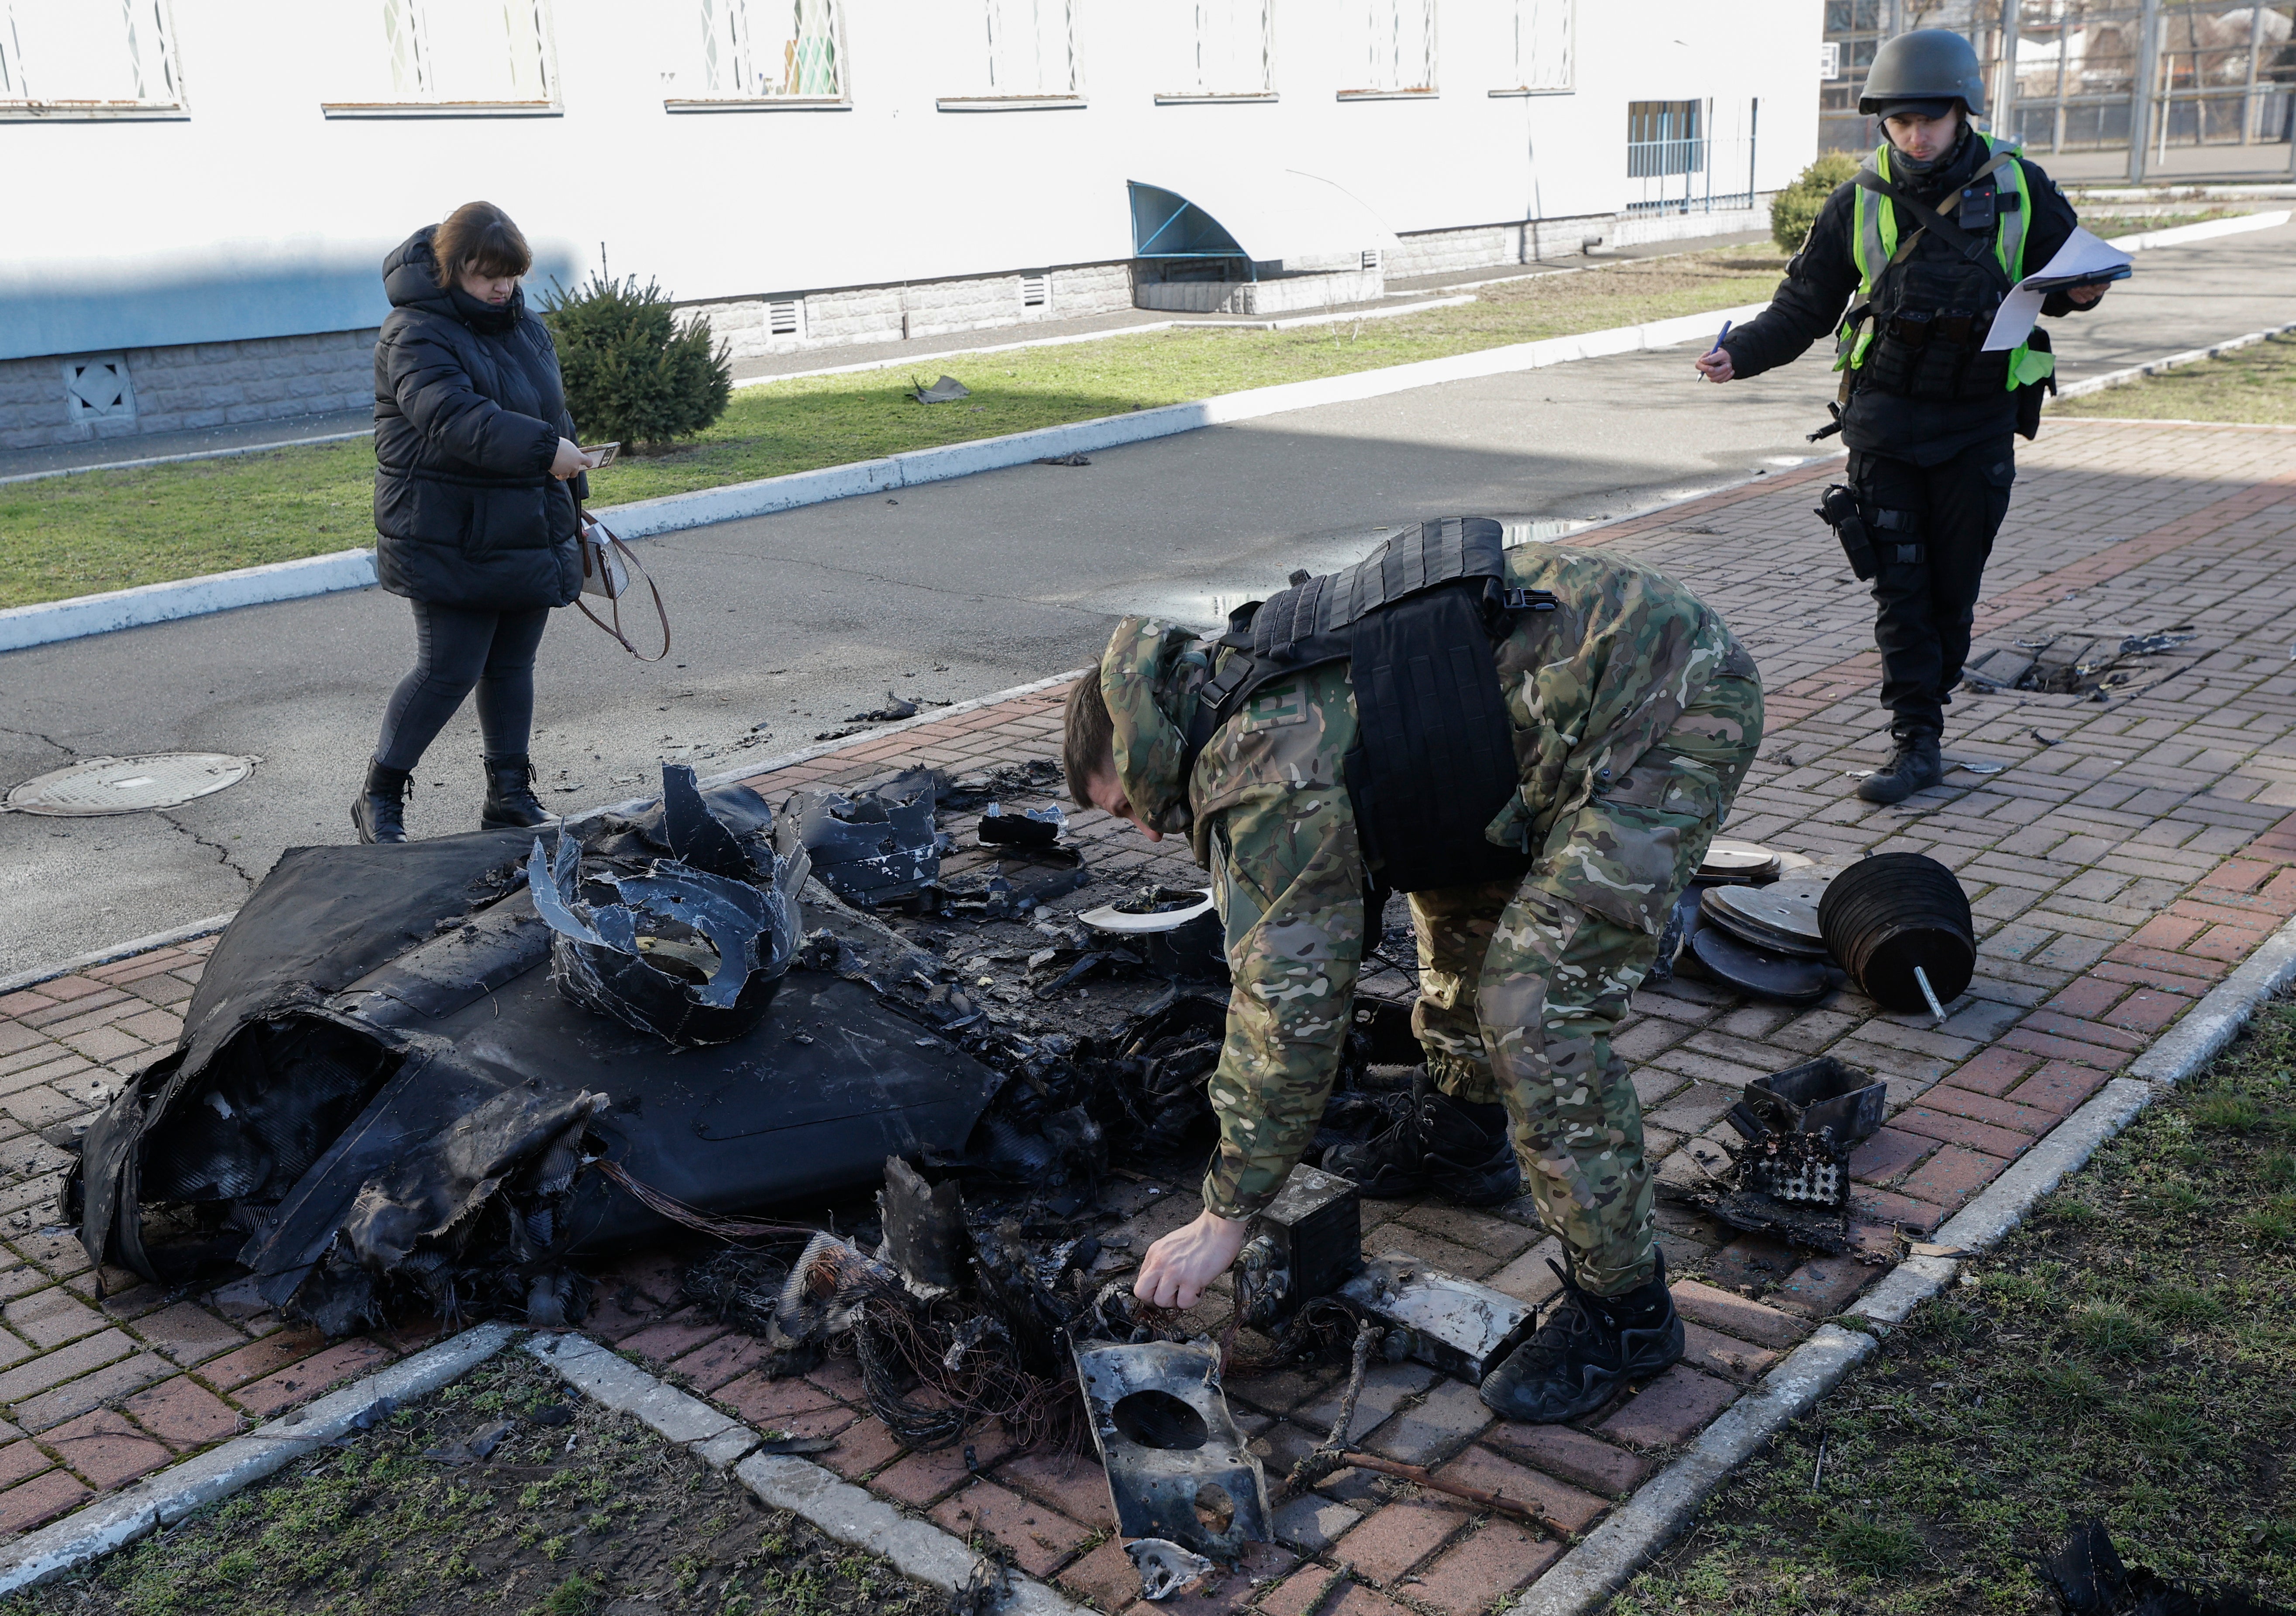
[59,762,1413,1348]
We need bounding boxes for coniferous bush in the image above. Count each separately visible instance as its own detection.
[540,272,731,452]
[1769,151,1862,253]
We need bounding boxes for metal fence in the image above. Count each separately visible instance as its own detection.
[1625,96,1761,214]
[1821,0,2296,180]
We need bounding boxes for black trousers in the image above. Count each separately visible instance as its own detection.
[1847,436,2018,738]
[372,600,551,772]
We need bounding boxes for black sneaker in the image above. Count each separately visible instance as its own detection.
[1478,1252,1684,1423]
[1323,1071,1521,1207]
[1856,730,1943,805]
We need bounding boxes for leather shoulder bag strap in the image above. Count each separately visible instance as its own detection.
[575,507,672,663]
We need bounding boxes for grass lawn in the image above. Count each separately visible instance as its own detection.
[2054,330,2296,427]
[0,246,1781,610]
[1614,1001,2296,1616]
[1,1352,942,1616]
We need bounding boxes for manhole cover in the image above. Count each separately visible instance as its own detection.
[5,753,259,816]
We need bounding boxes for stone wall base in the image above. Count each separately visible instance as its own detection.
[0,331,377,455]
[1133,267,1387,315]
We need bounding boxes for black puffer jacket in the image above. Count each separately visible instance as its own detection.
[372,227,586,609]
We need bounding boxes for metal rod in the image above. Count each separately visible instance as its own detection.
[1914,965,1947,1025]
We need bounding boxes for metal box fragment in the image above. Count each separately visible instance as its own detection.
[1074,1338,1271,1558]
[1338,1255,1537,1382]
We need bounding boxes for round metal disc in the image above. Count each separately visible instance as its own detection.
[1079,888,1216,935]
[5,753,259,817]
[1707,876,1830,943]
[1689,925,1830,1004]
[1700,902,1831,959]
[1700,839,1779,873]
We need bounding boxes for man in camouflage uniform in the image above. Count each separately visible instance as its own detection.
[1066,537,1763,1422]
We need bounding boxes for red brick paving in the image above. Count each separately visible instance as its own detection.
[0,422,2286,1611]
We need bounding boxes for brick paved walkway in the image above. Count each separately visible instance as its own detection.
[1,417,2293,1612]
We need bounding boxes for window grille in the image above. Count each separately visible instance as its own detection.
[1020,274,1050,307]
[1344,0,1435,95]
[1501,0,1571,93]
[1361,248,1382,270]
[1167,0,1273,97]
[335,0,557,111]
[695,0,844,100]
[0,0,184,113]
[766,299,804,337]
[984,0,1078,96]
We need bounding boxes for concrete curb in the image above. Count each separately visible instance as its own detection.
[526,1333,1088,1616]
[0,429,375,488]
[2103,208,2291,252]
[1507,908,2296,1615]
[0,911,236,998]
[0,1323,516,1597]
[0,300,1769,655]
[0,549,378,654]
[2053,317,2296,402]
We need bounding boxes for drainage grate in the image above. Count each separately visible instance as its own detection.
[5,753,259,816]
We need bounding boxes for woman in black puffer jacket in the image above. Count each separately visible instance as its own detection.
[356,201,596,843]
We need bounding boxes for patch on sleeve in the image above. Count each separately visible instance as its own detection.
[1237,688,1307,732]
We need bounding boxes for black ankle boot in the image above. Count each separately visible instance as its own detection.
[1856,730,1943,805]
[481,753,551,831]
[1323,1070,1521,1207]
[1479,1251,1685,1423]
[353,763,412,845]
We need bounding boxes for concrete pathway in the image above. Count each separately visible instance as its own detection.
[1,219,2292,977]
[0,415,2292,1609]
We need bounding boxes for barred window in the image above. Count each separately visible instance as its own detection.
[1341,0,1435,98]
[0,0,185,116]
[680,0,845,104]
[985,0,1078,98]
[329,0,558,113]
[1498,0,1570,94]
[1164,0,1274,99]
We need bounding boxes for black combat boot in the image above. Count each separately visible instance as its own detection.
[480,753,552,831]
[1479,1252,1684,1423]
[352,762,412,845]
[1856,729,1943,805]
[1323,1070,1521,1207]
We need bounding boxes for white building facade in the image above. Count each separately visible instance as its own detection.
[0,0,1820,454]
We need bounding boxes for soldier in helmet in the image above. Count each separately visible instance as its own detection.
[1696,28,2110,805]
[1063,521,1762,1423]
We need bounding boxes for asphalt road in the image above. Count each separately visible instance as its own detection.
[3,219,2290,977]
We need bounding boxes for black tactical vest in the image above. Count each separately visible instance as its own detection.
[1182,518,1554,894]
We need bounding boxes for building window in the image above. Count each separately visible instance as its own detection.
[325,0,560,117]
[940,0,1082,108]
[668,0,846,109]
[1493,0,1570,95]
[1339,0,1435,100]
[1628,98,1704,176]
[0,0,186,118]
[1160,0,1274,101]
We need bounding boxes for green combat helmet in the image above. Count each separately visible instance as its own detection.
[1859,28,1987,117]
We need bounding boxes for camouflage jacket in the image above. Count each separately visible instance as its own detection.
[1097,544,1749,1215]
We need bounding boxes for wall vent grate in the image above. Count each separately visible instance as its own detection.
[62,355,135,423]
[1020,273,1050,309]
[766,299,804,338]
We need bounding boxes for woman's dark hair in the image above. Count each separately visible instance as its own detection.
[432,201,533,288]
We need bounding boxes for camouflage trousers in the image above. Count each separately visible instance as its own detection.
[1411,668,1765,1296]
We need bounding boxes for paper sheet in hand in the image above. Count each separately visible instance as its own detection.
[1983,227,2133,351]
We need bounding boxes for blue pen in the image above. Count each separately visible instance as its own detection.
[1708,319,1732,354]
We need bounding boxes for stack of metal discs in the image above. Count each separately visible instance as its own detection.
[1685,869,1834,1004]
[1697,840,1781,885]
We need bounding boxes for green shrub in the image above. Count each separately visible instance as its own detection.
[1770,151,1863,253]
[540,272,732,452]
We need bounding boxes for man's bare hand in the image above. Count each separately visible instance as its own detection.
[1135,1209,1251,1312]
[1694,347,1735,383]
